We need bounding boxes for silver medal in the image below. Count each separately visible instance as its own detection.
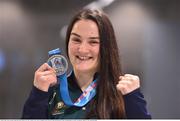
[47,55,68,76]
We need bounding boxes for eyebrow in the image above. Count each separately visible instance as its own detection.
[71,32,99,40]
[71,33,81,38]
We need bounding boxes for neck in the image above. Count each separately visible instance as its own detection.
[74,70,95,91]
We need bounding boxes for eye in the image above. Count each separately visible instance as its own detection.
[89,40,100,46]
[70,37,81,44]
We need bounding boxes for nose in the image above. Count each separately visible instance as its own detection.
[78,42,89,54]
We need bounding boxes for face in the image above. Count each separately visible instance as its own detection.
[68,19,100,74]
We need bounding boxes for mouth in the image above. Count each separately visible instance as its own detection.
[76,55,93,61]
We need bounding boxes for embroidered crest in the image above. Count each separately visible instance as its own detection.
[51,101,66,115]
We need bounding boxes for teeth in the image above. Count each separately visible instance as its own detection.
[78,56,89,60]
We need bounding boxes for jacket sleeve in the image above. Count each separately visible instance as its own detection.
[22,86,51,119]
[123,88,152,119]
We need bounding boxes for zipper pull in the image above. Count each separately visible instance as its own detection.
[49,92,56,105]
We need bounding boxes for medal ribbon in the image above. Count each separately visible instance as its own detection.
[48,48,97,107]
[59,75,97,107]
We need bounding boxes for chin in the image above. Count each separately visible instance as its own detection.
[76,68,92,72]
[75,66,96,73]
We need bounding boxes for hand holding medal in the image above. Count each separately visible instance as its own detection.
[33,63,57,92]
[33,48,68,92]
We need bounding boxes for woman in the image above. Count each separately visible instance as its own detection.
[22,9,151,119]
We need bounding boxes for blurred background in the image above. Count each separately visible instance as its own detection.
[0,0,179,119]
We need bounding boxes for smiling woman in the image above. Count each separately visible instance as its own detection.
[22,9,151,119]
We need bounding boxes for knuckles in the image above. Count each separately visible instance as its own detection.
[117,74,140,95]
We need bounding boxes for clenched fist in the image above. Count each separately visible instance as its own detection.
[116,74,140,95]
[33,63,57,92]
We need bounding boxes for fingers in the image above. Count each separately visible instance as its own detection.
[36,63,56,77]
[119,74,139,81]
[37,63,54,72]
[117,74,140,95]
[35,63,56,80]
[39,70,56,77]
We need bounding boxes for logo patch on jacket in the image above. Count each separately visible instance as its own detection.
[51,101,66,115]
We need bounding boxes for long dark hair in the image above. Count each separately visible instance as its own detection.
[65,9,126,119]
